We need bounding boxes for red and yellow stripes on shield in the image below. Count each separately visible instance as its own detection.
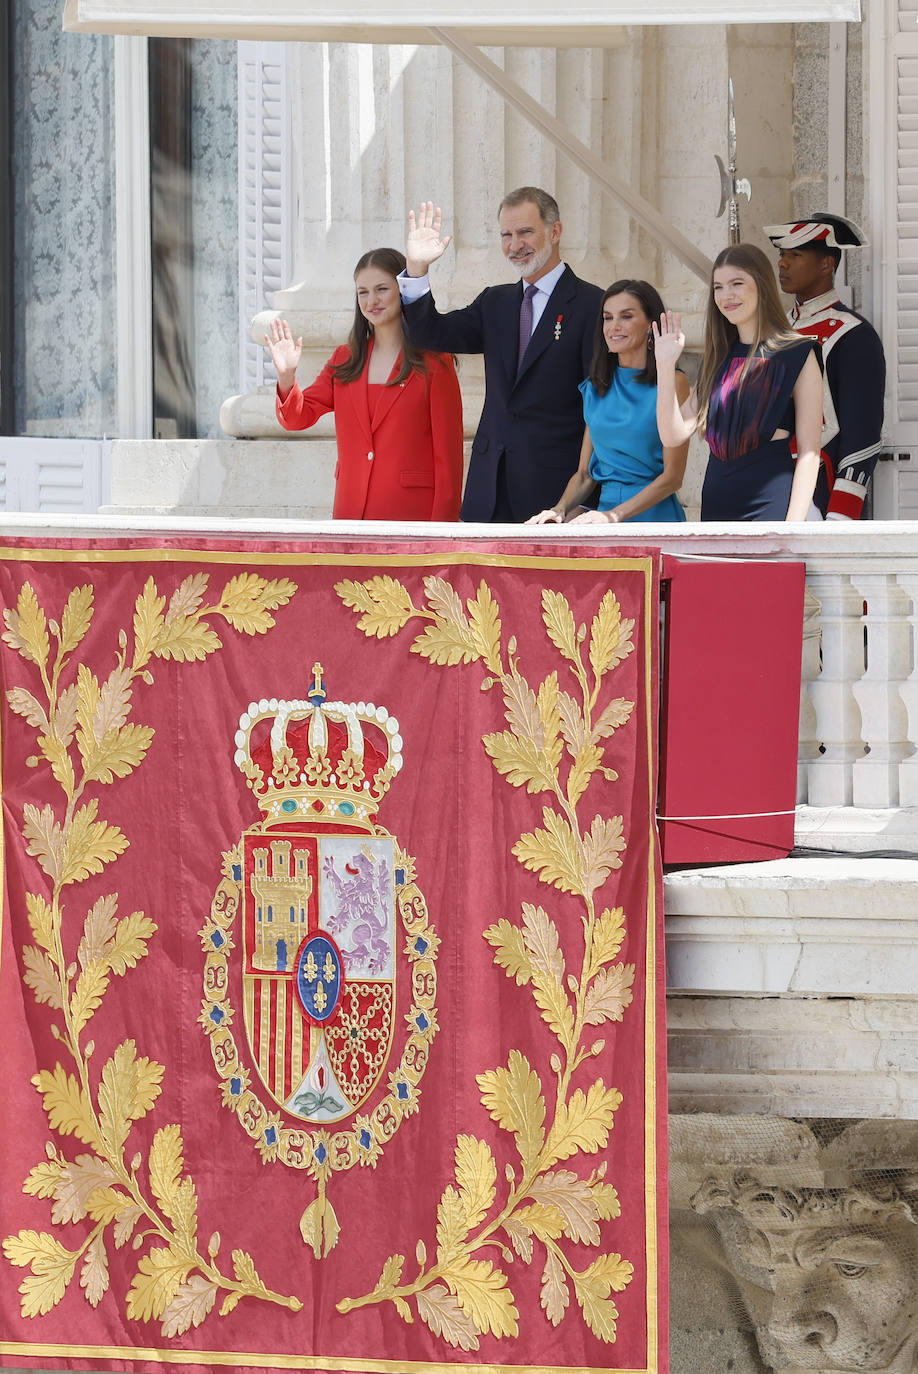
[246,972,311,1104]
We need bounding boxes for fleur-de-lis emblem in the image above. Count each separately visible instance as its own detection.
[303,951,318,983]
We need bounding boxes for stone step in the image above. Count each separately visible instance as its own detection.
[663,857,918,1118]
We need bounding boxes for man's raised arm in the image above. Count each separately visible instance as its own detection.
[399,200,487,356]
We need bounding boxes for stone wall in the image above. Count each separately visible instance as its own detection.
[792,13,867,305]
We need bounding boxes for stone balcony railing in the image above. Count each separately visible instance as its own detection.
[584,519,918,855]
[4,513,917,853]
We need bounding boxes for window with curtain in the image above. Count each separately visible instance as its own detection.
[7,0,117,438]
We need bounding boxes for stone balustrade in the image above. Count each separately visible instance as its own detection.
[547,519,918,853]
[8,511,918,851]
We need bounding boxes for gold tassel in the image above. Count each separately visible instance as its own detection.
[299,1182,340,1258]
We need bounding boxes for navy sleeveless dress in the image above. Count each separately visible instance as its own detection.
[701,337,821,521]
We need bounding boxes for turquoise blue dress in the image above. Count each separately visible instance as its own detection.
[579,369,686,522]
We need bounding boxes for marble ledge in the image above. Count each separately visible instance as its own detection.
[668,1023,918,1074]
[666,993,918,1034]
[663,858,918,996]
[795,805,918,854]
[665,934,918,997]
[666,991,918,1117]
[663,856,918,917]
[106,438,336,516]
[668,1070,918,1121]
[6,504,918,561]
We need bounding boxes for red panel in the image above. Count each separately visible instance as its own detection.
[659,556,806,864]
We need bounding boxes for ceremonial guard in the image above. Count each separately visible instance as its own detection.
[765,213,886,520]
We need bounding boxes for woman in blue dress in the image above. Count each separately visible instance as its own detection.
[528,279,690,525]
[654,243,824,522]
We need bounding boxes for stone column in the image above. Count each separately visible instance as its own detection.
[806,572,866,807]
[897,573,918,808]
[850,572,912,807]
[797,586,822,804]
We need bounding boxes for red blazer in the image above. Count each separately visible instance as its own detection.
[276,343,464,520]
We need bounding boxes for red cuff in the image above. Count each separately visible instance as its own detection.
[826,486,866,520]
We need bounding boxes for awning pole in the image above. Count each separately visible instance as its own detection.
[429,25,713,282]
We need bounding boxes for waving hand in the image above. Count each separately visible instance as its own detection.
[406,201,453,277]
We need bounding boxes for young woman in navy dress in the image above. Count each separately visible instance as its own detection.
[528,279,690,525]
[654,243,824,522]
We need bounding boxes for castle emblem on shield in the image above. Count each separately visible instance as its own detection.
[199,665,439,1256]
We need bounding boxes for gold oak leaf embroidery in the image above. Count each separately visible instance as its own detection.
[335,575,639,1348]
[2,574,302,1333]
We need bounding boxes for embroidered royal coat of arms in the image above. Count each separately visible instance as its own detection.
[200,665,438,1256]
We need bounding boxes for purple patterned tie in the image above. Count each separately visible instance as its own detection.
[517,283,539,375]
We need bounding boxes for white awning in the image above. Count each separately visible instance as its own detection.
[63,0,861,44]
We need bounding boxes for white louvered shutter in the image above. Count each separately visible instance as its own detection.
[237,42,294,395]
[0,440,111,513]
[895,2,918,429]
[870,0,918,514]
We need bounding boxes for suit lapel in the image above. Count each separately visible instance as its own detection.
[502,283,525,389]
[514,267,577,387]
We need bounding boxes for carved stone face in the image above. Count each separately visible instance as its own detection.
[747,1217,918,1371]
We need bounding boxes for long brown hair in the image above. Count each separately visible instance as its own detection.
[588,279,664,396]
[695,243,803,432]
[331,248,431,387]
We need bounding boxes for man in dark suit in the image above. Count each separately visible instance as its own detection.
[399,189,602,522]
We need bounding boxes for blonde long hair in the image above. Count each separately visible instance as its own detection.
[695,243,803,433]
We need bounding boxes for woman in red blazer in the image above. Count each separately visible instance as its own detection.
[269,248,464,521]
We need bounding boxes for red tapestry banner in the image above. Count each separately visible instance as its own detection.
[0,536,666,1374]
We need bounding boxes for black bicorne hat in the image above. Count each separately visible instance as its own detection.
[763,212,867,250]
